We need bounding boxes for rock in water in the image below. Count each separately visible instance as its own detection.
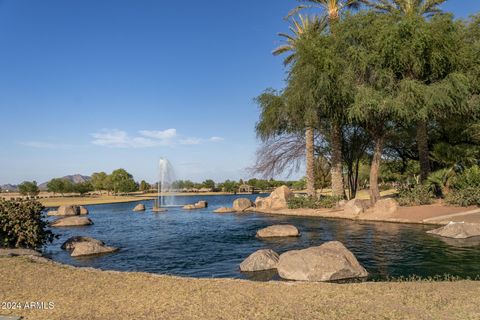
[61,236,105,250]
[344,199,367,215]
[277,241,369,282]
[233,198,254,212]
[79,206,89,215]
[50,216,93,227]
[427,222,480,239]
[256,225,300,238]
[214,207,236,213]
[57,205,80,216]
[240,249,279,272]
[70,242,118,257]
[183,201,208,210]
[133,204,146,212]
[373,198,399,216]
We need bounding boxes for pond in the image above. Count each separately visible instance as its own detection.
[44,194,480,281]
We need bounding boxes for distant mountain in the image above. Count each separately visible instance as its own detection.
[1,174,91,192]
[38,174,91,190]
[0,184,18,192]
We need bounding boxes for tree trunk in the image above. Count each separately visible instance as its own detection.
[331,122,345,198]
[417,120,431,182]
[306,126,315,197]
[369,135,384,205]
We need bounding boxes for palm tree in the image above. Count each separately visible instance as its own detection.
[288,1,360,199]
[273,15,325,197]
[360,0,445,17]
[360,0,448,182]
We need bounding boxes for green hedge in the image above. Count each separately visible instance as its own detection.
[0,199,54,249]
[288,195,343,209]
[445,166,480,207]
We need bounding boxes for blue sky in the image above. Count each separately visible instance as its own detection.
[0,0,479,184]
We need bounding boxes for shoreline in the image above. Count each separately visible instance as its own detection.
[1,255,479,319]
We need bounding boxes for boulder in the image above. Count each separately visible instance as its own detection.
[373,198,399,216]
[195,201,208,209]
[269,186,293,210]
[47,210,59,216]
[50,216,93,227]
[214,207,236,213]
[79,206,89,215]
[277,241,369,282]
[133,204,146,212]
[70,242,118,257]
[427,222,480,239]
[240,249,279,272]
[256,225,300,238]
[183,204,197,210]
[233,198,254,212]
[61,236,105,250]
[344,199,367,215]
[57,205,80,216]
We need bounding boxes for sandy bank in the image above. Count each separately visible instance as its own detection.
[0,256,479,320]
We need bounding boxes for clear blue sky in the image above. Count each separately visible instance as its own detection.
[0,0,479,184]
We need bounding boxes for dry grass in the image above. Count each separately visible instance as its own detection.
[0,257,479,320]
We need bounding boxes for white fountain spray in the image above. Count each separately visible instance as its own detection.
[154,158,176,211]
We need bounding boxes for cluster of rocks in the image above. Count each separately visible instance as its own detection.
[240,241,368,282]
[49,205,93,228]
[183,201,208,210]
[48,205,89,216]
[61,236,118,257]
[341,198,399,217]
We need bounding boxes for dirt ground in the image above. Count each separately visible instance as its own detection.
[0,256,479,320]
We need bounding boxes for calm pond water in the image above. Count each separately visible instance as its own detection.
[44,194,480,281]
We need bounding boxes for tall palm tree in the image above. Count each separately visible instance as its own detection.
[289,1,360,199]
[360,0,445,17]
[360,0,448,182]
[273,15,325,197]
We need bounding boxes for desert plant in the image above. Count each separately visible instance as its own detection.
[397,184,435,206]
[0,199,54,249]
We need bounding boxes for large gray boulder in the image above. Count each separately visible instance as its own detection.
[51,216,93,227]
[133,204,146,212]
[373,198,399,216]
[61,236,117,257]
[240,249,279,272]
[71,242,118,257]
[256,225,300,238]
[233,198,254,212]
[277,241,369,282]
[427,222,480,239]
[344,199,367,215]
[54,205,80,216]
[61,236,105,250]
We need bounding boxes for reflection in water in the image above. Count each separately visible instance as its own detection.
[43,194,480,281]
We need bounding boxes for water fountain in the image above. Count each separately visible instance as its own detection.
[153,158,176,212]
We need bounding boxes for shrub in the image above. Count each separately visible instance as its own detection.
[445,166,480,206]
[0,199,54,249]
[445,188,480,206]
[287,195,343,209]
[397,184,435,206]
